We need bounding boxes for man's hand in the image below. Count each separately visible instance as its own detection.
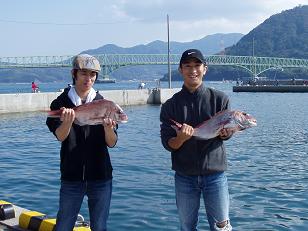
[60,107,75,125]
[55,107,75,141]
[102,118,116,130]
[102,118,117,147]
[168,123,194,150]
[176,123,194,142]
[219,128,234,140]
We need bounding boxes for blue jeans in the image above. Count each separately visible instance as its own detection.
[55,179,112,231]
[175,172,232,231]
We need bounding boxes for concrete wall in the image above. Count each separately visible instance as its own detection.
[233,85,308,93]
[0,88,181,114]
[0,92,60,114]
[242,79,308,86]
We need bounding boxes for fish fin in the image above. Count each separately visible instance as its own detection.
[89,116,119,125]
[169,119,182,129]
[194,113,227,128]
[73,120,83,126]
[74,118,96,126]
[171,125,180,131]
[117,120,128,124]
[237,124,246,130]
[195,117,222,129]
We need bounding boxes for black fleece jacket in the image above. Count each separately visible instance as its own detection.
[160,84,230,176]
[46,88,115,181]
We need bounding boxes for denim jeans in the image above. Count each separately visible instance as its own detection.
[175,172,232,231]
[55,179,112,231]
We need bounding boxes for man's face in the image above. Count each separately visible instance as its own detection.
[74,69,97,92]
[179,58,207,91]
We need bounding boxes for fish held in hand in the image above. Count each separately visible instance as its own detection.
[48,99,128,126]
[170,110,256,140]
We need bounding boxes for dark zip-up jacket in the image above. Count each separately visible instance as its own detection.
[46,88,115,181]
[160,84,230,176]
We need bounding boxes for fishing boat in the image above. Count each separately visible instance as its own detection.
[233,78,308,92]
[96,78,116,83]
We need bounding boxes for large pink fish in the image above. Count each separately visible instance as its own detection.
[170,110,257,140]
[48,99,128,126]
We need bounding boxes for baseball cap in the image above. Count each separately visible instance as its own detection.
[179,49,206,66]
[72,54,101,72]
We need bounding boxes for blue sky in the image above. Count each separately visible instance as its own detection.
[1,0,308,57]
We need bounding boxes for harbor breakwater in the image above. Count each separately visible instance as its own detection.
[233,85,308,92]
[0,88,180,114]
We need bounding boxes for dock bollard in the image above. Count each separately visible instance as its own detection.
[0,200,15,220]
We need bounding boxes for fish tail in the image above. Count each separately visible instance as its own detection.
[169,119,182,129]
[47,109,62,117]
[171,125,179,131]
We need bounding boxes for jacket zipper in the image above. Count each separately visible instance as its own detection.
[192,97,202,175]
[82,126,88,181]
[82,165,85,181]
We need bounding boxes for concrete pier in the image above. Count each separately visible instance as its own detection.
[0,88,181,114]
[233,85,308,93]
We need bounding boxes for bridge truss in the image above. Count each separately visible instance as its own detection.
[0,54,307,79]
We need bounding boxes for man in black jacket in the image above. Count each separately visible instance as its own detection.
[160,49,233,231]
[46,54,117,231]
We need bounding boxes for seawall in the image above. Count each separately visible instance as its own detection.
[0,88,181,114]
[233,85,308,93]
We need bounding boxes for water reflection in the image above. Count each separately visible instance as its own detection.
[0,89,307,230]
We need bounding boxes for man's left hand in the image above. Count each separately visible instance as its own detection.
[219,128,234,140]
[102,118,116,130]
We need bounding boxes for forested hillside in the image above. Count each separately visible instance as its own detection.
[225,5,308,59]
[162,5,308,82]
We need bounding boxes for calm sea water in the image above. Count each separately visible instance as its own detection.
[0,82,307,230]
[0,80,169,94]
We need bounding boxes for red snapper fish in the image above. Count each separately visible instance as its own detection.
[170,110,257,140]
[48,99,128,126]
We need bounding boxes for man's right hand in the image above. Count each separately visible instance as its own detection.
[60,107,75,125]
[55,107,75,142]
[168,123,194,150]
[176,123,194,142]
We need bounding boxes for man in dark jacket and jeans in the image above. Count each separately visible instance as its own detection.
[46,54,117,231]
[160,49,233,231]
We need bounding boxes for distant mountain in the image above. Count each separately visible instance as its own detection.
[3,5,308,84]
[0,33,243,83]
[225,5,308,58]
[83,33,243,55]
[81,33,244,82]
[162,5,308,82]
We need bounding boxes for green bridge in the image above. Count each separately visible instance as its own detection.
[1,54,307,79]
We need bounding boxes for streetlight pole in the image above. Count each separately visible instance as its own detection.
[167,14,171,89]
[252,37,256,81]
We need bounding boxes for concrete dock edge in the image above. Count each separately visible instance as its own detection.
[233,85,308,92]
[0,88,181,114]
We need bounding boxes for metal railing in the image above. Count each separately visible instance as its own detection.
[1,54,307,78]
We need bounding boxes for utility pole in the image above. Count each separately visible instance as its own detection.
[252,37,256,81]
[167,14,171,89]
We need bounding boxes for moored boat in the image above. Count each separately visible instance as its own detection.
[96,79,116,83]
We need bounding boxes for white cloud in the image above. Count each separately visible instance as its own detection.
[0,0,307,56]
